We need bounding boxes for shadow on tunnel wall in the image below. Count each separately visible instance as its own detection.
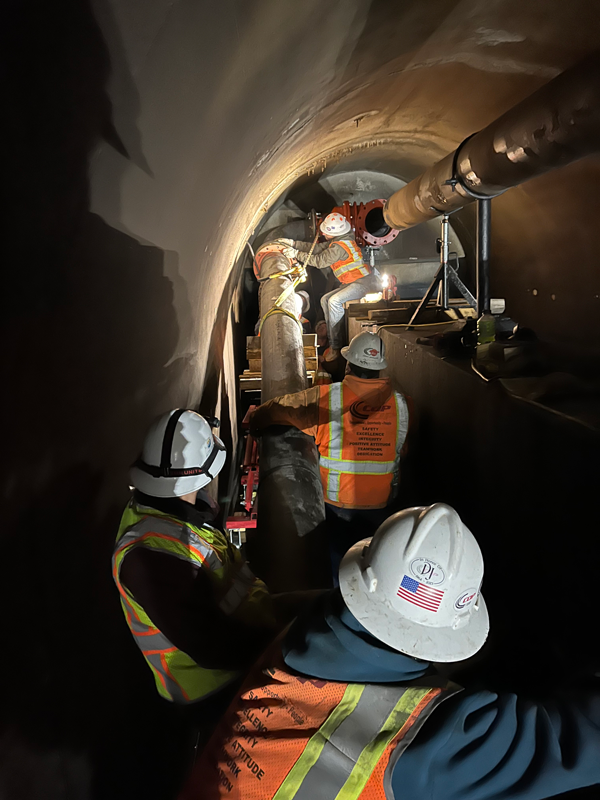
[1,2,195,797]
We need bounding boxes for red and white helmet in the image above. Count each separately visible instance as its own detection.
[320,213,351,237]
[341,331,387,369]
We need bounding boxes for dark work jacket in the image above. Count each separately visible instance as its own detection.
[282,590,600,800]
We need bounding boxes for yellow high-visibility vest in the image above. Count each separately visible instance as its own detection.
[112,500,273,703]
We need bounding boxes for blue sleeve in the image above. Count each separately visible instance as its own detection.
[393,688,600,800]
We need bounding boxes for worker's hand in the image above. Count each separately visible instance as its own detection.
[283,247,299,261]
[275,238,294,246]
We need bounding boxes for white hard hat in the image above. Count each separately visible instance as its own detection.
[341,331,387,370]
[339,504,489,662]
[320,213,351,236]
[130,410,227,498]
[297,290,310,313]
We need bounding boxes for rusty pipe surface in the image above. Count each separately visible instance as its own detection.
[383,51,600,231]
[253,250,327,592]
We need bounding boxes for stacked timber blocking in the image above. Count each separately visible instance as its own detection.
[240,334,318,392]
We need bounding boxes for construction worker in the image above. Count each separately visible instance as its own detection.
[282,213,382,361]
[112,409,278,709]
[180,503,600,800]
[250,331,411,572]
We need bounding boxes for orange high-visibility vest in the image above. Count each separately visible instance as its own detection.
[315,382,409,509]
[331,239,371,284]
[183,655,456,800]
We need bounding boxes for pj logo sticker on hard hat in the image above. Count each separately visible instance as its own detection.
[410,557,445,585]
[397,575,445,612]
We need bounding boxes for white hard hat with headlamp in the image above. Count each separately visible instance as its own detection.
[339,503,489,662]
[130,409,226,498]
[341,331,387,370]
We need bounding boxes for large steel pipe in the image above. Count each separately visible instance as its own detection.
[253,251,327,592]
[383,51,600,231]
[258,252,306,400]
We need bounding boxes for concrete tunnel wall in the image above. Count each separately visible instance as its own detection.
[2,0,600,797]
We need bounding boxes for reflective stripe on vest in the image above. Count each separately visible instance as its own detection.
[331,240,371,284]
[189,655,459,800]
[324,384,409,503]
[113,503,245,703]
[274,683,438,800]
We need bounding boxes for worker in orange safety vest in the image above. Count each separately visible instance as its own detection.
[250,331,411,575]
[179,503,600,800]
[280,213,382,361]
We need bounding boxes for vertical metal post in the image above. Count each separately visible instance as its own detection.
[440,214,450,309]
[476,198,491,315]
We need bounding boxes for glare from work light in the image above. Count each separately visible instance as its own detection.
[363,292,383,303]
[382,273,390,288]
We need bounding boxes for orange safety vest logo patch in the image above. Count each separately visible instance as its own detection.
[315,382,409,508]
[182,657,457,800]
[331,239,371,284]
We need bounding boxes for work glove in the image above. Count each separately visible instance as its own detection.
[275,238,294,246]
[283,247,300,261]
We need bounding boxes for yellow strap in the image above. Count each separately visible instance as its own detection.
[258,229,318,332]
[258,306,303,335]
[257,265,297,282]
[274,271,306,308]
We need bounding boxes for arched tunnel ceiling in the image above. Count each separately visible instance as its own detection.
[89,0,600,380]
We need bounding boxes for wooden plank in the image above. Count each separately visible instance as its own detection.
[346,299,412,318]
[240,379,261,391]
[368,308,413,323]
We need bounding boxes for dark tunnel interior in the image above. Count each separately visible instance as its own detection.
[2,1,600,798]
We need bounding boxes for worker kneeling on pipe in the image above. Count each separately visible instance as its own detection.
[250,332,411,570]
[282,213,382,361]
[181,503,600,800]
[112,410,277,706]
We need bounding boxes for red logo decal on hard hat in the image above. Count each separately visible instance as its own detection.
[364,348,379,356]
[410,558,445,586]
[455,589,477,610]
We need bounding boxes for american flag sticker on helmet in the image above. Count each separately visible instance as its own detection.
[397,575,445,612]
